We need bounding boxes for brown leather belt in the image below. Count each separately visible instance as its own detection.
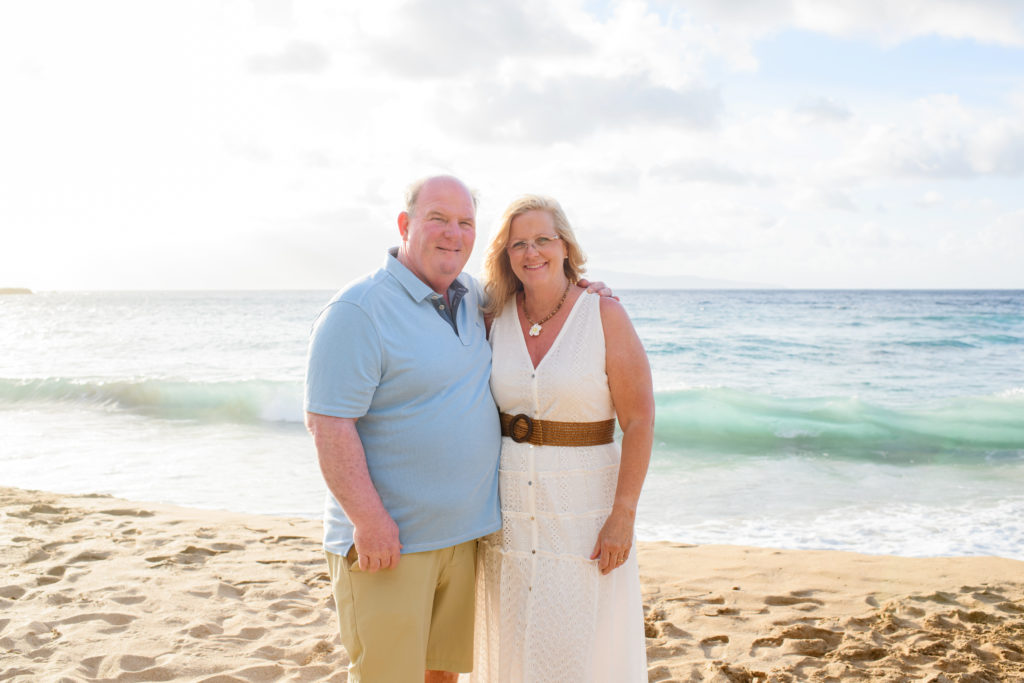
[499,412,616,447]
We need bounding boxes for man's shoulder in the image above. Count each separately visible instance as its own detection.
[327,267,395,308]
[312,268,394,331]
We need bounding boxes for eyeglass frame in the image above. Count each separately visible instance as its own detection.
[506,234,562,253]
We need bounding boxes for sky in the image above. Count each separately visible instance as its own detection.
[1,0,1023,290]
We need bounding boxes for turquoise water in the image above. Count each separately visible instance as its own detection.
[1,289,1022,558]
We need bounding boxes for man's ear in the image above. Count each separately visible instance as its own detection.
[397,211,410,240]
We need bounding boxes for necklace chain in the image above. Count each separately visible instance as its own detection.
[524,281,570,336]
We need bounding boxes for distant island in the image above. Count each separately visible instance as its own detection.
[0,288,33,295]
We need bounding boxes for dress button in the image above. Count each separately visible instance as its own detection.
[438,304,445,310]
[527,481,532,486]
[532,550,536,554]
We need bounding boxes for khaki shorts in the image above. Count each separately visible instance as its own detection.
[325,539,477,682]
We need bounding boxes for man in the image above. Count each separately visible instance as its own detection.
[305,176,607,681]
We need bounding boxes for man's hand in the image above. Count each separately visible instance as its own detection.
[352,511,402,572]
[576,278,618,301]
[307,413,402,573]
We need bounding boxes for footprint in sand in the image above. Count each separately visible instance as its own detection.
[79,654,170,680]
[25,549,50,564]
[109,594,146,605]
[217,626,268,642]
[995,601,1024,615]
[261,535,306,544]
[751,624,842,658]
[954,608,1001,625]
[36,566,66,586]
[146,546,224,567]
[911,590,958,605]
[68,551,111,564]
[700,634,729,658]
[646,664,674,682]
[764,591,825,611]
[210,542,245,552]
[184,622,223,638]
[100,508,155,518]
[1,585,28,600]
[253,645,289,661]
[58,612,137,635]
[303,571,331,587]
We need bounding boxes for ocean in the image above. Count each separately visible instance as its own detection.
[2,289,1022,560]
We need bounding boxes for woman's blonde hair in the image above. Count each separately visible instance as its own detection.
[482,195,587,317]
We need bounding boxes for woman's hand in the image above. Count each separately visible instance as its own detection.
[590,506,635,575]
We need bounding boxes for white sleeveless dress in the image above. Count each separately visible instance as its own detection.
[473,292,647,682]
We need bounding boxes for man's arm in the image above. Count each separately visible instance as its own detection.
[306,412,402,572]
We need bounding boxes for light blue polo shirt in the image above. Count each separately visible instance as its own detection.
[305,249,501,556]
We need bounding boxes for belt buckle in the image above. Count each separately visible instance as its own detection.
[508,413,534,444]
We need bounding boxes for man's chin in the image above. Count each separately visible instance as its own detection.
[436,257,469,274]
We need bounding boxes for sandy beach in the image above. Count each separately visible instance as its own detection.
[3,486,1022,682]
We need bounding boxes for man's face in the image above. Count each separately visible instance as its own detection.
[397,178,476,293]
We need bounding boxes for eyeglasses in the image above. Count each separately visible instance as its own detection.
[507,235,561,253]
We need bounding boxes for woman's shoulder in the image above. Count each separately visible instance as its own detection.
[596,294,637,341]
[596,292,628,318]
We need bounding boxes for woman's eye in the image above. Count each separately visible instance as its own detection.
[511,242,526,250]
[536,238,551,247]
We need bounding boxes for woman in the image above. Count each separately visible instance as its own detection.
[473,195,655,682]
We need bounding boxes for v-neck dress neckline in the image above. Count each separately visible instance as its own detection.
[515,289,589,371]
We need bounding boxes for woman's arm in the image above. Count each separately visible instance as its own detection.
[590,296,655,575]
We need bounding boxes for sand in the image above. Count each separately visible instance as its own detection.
[2,486,1022,682]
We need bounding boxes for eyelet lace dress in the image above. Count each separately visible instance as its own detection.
[473,292,647,682]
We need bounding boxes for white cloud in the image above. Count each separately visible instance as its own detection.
[795,97,852,124]
[673,0,1024,46]
[355,0,591,78]
[1,0,1022,289]
[247,41,331,74]
[916,190,944,207]
[789,187,859,212]
[844,96,1024,179]
[651,159,771,186]
[442,76,722,143]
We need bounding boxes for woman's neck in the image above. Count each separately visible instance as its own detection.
[521,276,570,320]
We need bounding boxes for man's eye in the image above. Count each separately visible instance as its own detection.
[460,221,474,229]
[430,216,445,222]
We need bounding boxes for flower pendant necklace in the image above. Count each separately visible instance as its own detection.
[524,280,570,336]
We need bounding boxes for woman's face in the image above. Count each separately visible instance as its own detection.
[506,209,568,288]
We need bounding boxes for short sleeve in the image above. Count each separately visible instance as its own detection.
[304,300,383,418]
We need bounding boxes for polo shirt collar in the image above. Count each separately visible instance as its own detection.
[385,247,465,303]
